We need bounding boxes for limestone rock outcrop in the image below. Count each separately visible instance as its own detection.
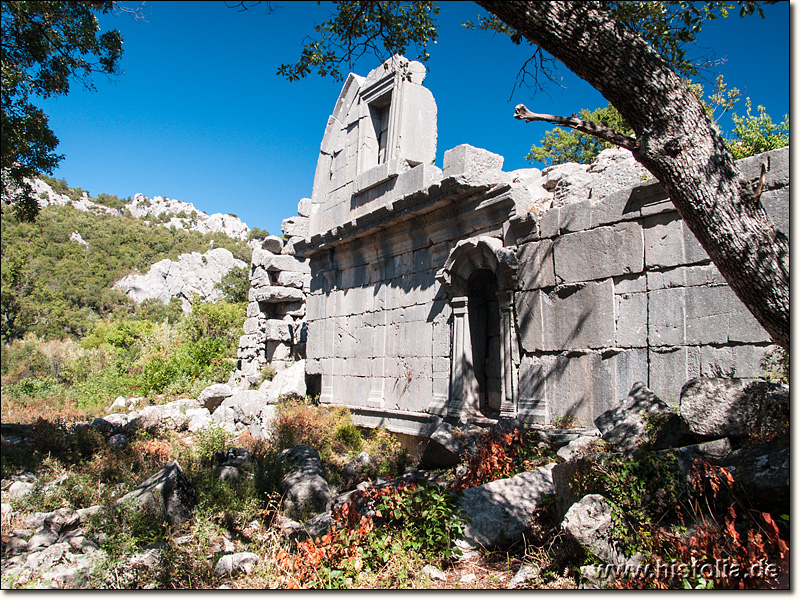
[114,247,247,312]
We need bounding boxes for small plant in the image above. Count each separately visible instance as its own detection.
[193,425,233,465]
[258,364,277,386]
[551,413,579,429]
[277,481,465,588]
[761,347,789,385]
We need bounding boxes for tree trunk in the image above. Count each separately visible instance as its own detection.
[478,0,789,351]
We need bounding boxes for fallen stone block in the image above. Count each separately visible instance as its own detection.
[594,382,684,452]
[457,463,556,549]
[679,377,789,440]
[117,461,196,528]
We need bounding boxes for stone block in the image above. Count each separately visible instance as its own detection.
[539,206,559,238]
[276,271,311,289]
[396,82,438,165]
[266,340,292,362]
[680,377,788,440]
[643,212,684,269]
[553,222,643,284]
[250,286,305,303]
[594,382,684,452]
[517,281,615,353]
[264,254,310,274]
[559,200,592,233]
[615,292,646,347]
[648,287,686,347]
[117,462,195,528]
[297,197,312,218]
[590,187,640,228]
[613,274,646,294]
[243,317,261,335]
[760,187,789,237]
[698,344,771,379]
[261,235,284,254]
[265,319,291,342]
[457,464,555,549]
[685,285,769,345]
[648,346,699,405]
[442,144,504,186]
[394,163,442,198]
[250,247,275,268]
[246,301,261,318]
[517,240,555,291]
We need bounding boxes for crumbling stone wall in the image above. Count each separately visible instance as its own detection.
[230,202,311,388]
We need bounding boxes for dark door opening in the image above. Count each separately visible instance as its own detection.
[467,269,502,418]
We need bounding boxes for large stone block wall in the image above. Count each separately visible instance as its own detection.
[299,147,787,434]
[511,148,787,426]
[278,54,788,436]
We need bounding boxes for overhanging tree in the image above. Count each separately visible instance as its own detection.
[267,0,788,351]
[1,1,125,221]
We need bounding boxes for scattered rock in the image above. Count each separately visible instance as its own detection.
[26,528,59,552]
[561,494,628,566]
[594,382,684,452]
[107,433,128,450]
[279,445,331,521]
[421,564,447,581]
[507,564,539,589]
[457,463,556,549]
[719,441,789,515]
[679,378,789,440]
[556,435,600,462]
[214,552,260,577]
[117,461,196,528]
[198,384,235,413]
[266,360,307,403]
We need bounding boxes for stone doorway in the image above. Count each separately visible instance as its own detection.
[435,236,519,422]
[467,269,502,418]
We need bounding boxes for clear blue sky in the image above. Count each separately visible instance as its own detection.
[39,1,791,238]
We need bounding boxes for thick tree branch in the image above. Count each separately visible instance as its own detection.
[514,104,637,151]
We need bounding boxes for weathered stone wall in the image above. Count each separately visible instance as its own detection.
[279,57,787,435]
[510,148,787,426]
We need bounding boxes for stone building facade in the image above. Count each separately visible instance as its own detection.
[278,56,789,437]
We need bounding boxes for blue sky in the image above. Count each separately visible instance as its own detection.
[39,1,791,237]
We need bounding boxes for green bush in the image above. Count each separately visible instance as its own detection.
[193,425,233,465]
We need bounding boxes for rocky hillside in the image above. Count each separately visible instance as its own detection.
[31,177,252,241]
[1,177,255,343]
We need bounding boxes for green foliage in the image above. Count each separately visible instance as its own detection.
[728,98,789,160]
[193,425,234,465]
[528,75,787,166]
[0,200,250,344]
[1,1,124,220]
[215,266,250,303]
[761,347,788,385]
[247,226,270,241]
[372,483,464,560]
[135,297,184,325]
[278,1,440,81]
[570,451,689,554]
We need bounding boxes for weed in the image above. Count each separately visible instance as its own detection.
[551,413,579,429]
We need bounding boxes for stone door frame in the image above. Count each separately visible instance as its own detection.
[436,236,519,421]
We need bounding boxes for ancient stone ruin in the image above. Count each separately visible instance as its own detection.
[236,55,788,438]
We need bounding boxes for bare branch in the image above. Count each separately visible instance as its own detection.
[514,104,638,152]
[508,47,564,101]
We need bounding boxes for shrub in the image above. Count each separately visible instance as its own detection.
[193,425,233,465]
